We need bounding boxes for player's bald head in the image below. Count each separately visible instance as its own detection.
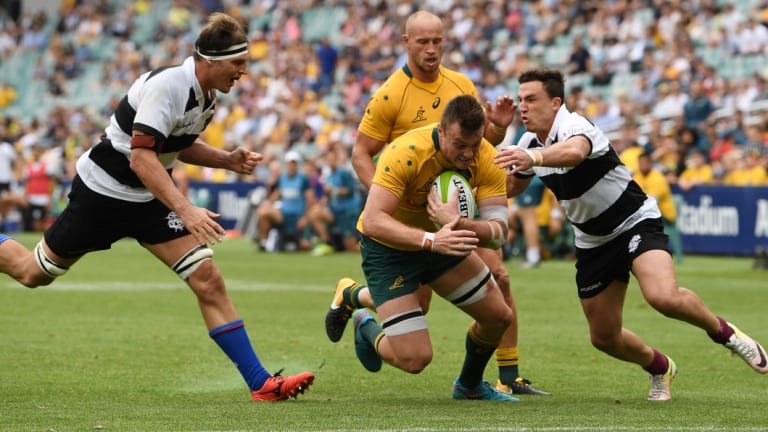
[404,10,443,36]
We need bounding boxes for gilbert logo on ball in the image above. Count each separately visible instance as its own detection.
[432,170,475,227]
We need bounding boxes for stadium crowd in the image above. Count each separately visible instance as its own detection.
[0,0,767,252]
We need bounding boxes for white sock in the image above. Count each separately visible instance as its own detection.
[526,247,540,264]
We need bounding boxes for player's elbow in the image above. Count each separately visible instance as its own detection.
[360,213,377,238]
[129,150,152,176]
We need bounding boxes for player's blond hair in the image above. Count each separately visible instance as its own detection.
[194,12,247,59]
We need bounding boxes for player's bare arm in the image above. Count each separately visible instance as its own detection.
[505,175,532,199]
[494,135,591,176]
[427,189,508,249]
[362,184,478,255]
[130,142,224,246]
[178,139,262,175]
[352,132,387,189]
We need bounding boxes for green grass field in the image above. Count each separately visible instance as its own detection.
[1,233,767,431]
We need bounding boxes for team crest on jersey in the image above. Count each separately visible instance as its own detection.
[412,106,427,123]
[628,234,641,253]
[166,212,185,232]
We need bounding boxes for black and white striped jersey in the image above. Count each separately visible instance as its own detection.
[515,105,661,249]
[76,56,215,202]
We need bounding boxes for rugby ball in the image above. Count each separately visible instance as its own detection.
[432,170,475,227]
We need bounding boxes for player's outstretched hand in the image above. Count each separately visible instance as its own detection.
[484,95,517,131]
[495,146,532,175]
[182,206,226,245]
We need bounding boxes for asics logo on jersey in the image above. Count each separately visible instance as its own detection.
[166,212,185,232]
[432,97,441,109]
[628,234,641,253]
[389,275,405,291]
[412,106,427,123]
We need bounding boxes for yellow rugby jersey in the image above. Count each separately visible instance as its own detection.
[358,123,507,250]
[359,65,480,143]
[722,167,768,186]
[679,164,714,184]
[534,188,556,227]
[633,169,677,223]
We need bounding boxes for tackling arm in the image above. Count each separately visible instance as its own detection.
[495,135,591,175]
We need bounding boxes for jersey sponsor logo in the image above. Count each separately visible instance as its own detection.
[432,97,441,109]
[412,106,427,123]
[166,211,185,232]
[389,275,405,291]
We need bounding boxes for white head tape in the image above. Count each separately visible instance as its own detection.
[196,42,248,61]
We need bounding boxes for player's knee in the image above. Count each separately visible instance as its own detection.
[18,272,54,289]
[590,330,619,353]
[26,241,66,288]
[172,246,214,280]
[488,307,514,333]
[186,260,226,303]
[398,351,432,374]
[644,288,683,317]
[474,306,513,340]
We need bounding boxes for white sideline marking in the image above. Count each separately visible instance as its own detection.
[0,280,331,292]
[307,428,768,432]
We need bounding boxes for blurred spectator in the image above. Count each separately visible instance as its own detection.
[736,17,768,56]
[616,124,646,175]
[167,0,193,36]
[678,148,714,191]
[479,69,507,104]
[652,80,688,120]
[633,150,683,263]
[567,35,592,75]
[0,125,19,231]
[721,149,768,186]
[744,124,767,157]
[674,126,702,174]
[591,61,613,87]
[649,129,680,176]
[0,81,17,108]
[255,150,316,252]
[534,188,571,260]
[306,148,361,255]
[710,123,738,162]
[509,176,547,268]
[591,95,622,131]
[683,79,716,131]
[19,15,48,50]
[21,140,59,232]
[314,36,338,95]
[0,21,18,57]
